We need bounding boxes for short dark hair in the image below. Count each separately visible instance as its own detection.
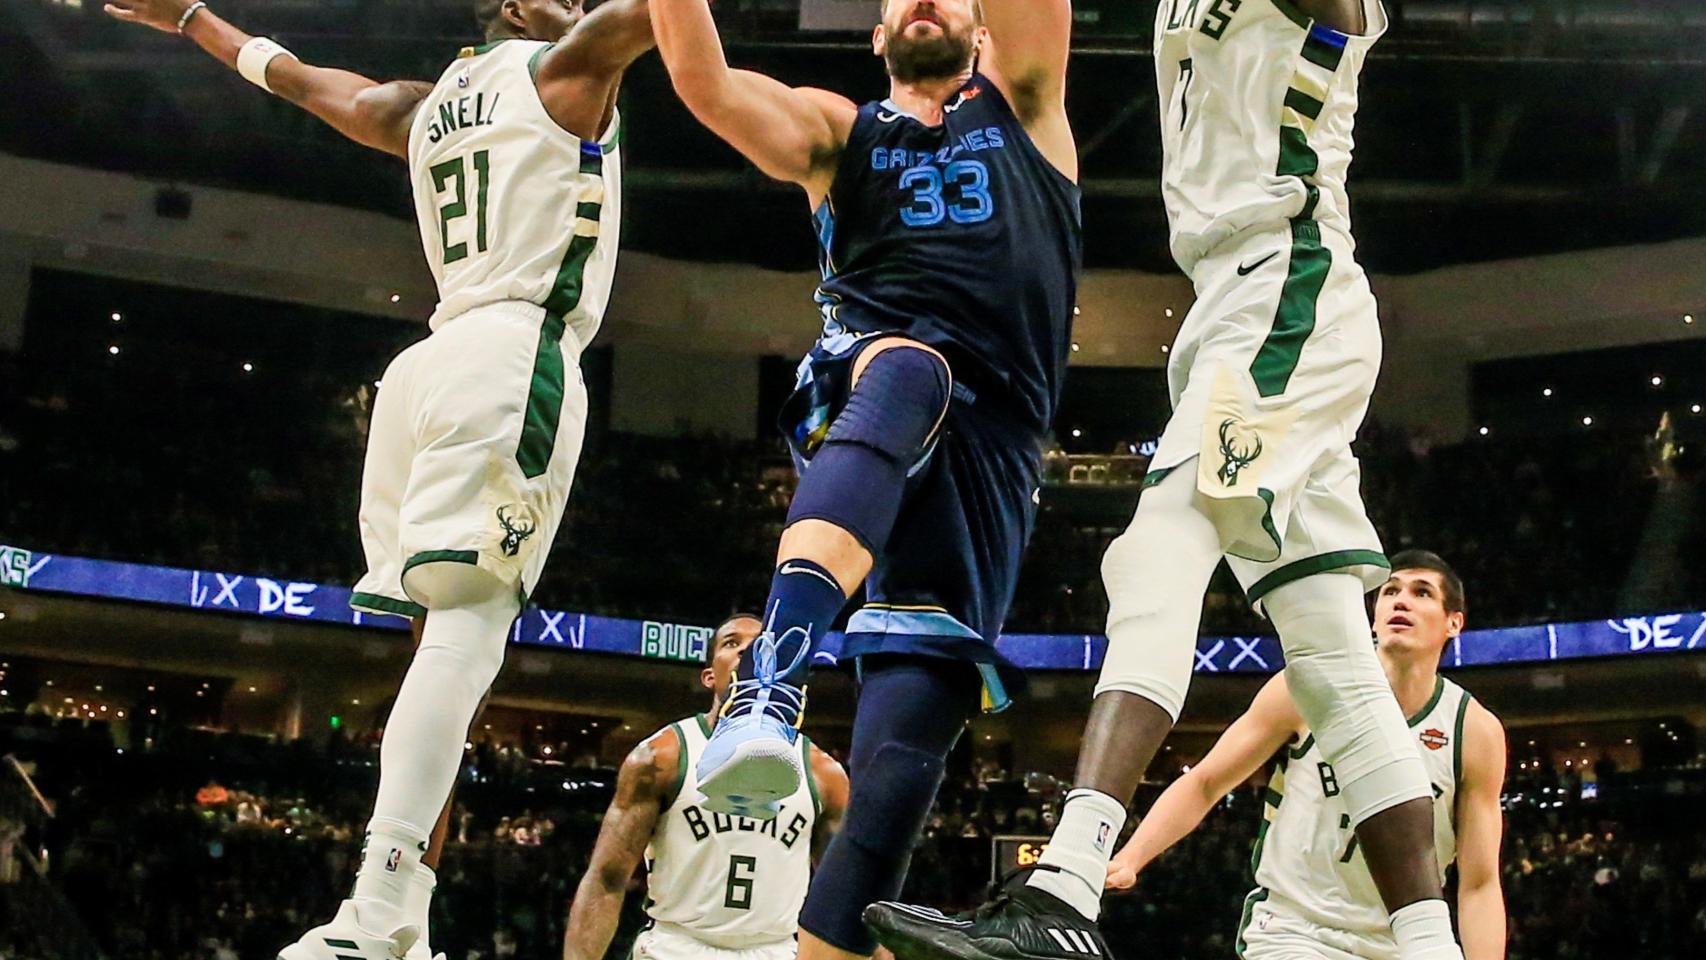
[1387,550,1466,614]
[474,0,507,40]
[707,612,763,663]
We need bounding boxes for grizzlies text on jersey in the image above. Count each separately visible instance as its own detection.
[812,74,1083,434]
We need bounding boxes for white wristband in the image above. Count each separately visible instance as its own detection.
[237,36,296,93]
[177,1,207,33]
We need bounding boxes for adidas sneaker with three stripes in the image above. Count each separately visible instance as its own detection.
[864,867,1111,960]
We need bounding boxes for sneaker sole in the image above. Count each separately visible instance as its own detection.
[864,903,1024,960]
[696,738,802,820]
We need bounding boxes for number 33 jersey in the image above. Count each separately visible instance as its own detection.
[813,75,1083,436]
[408,39,622,341]
[644,715,820,949]
[1155,0,1387,276]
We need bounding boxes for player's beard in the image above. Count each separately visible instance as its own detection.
[883,23,977,84]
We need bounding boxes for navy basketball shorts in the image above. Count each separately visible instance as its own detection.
[780,335,1042,711]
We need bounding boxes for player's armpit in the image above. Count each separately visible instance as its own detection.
[651,0,854,197]
[978,0,1072,103]
[533,0,657,142]
[1293,0,1371,36]
[563,729,676,960]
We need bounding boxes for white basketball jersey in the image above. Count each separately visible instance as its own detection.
[407,39,622,342]
[644,716,818,949]
[1251,677,1470,935]
[1154,0,1387,274]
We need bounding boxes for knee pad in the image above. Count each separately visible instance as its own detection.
[786,347,951,553]
[825,346,951,463]
[1093,470,1223,719]
[1266,574,1430,826]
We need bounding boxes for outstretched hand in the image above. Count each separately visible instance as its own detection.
[103,0,197,34]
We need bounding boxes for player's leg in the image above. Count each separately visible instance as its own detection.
[698,337,952,817]
[798,655,982,960]
[289,348,432,960]
[1253,458,1455,960]
[1024,465,1226,917]
[865,463,1224,960]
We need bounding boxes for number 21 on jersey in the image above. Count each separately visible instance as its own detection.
[431,149,492,264]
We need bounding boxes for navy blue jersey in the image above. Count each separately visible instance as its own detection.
[813,74,1083,435]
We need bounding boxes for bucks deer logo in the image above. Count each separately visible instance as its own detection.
[1217,418,1264,487]
[496,505,537,558]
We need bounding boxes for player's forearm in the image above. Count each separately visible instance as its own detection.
[1456,883,1506,960]
[179,6,250,69]
[650,0,734,107]
[1114,776,1219,875]
[563,878,626,960]
[181,7,385,143]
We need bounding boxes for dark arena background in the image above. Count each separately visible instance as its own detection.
[2,1,1705,959]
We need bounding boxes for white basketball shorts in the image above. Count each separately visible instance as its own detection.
[1149,219,1389,612]
[351,300,587,618]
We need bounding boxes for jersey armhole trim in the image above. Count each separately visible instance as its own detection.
[666,722,689,804]
[1451,693,1472,787]
[802,736,822,817]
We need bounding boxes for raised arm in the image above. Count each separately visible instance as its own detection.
[532,0,657,142]
[103,0,428,158]
[1106,674,1302,890]
[563,729,678,960]
[808,744,850,862]
[1454,702,1507,960]
[977,0,1076,180]
[651,0,855,203]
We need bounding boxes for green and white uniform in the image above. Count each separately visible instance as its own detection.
[634,715,818,960]
[1238,677,1471,960]
[352,39,622,617]
[1148,0,1390,611]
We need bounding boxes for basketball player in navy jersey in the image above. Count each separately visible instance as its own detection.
[648,2,1079,960]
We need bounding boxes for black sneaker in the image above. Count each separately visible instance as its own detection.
[864,867,1111,960]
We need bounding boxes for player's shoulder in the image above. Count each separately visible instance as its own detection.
[623,720,689,800]
[1460,693,1506,745]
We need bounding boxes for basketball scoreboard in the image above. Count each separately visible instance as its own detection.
[2,544,1702,672]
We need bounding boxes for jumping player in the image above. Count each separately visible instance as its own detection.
[868,2,1472,959]
[563,615,848,960]
[1106,552,1507,960]
[103,1,655,958]
[649,1,1079,959]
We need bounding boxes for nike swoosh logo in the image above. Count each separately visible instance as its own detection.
[779,563,841,591]
[1237,251,1281,276]
[877,111,904,123]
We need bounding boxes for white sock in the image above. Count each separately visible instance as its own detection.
[351,817,427,930]
[1389,899,1464,960]
[405,864,436,951]
[1027,789,1126,920]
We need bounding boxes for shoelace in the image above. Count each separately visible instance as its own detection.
[722,620,812,728]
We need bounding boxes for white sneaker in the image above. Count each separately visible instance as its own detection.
[277,901,419,960]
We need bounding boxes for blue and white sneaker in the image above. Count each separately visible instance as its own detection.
[695,626,811,820]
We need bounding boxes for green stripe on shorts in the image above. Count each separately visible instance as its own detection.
[517,311,569,480]
[1250,219,1333,399]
